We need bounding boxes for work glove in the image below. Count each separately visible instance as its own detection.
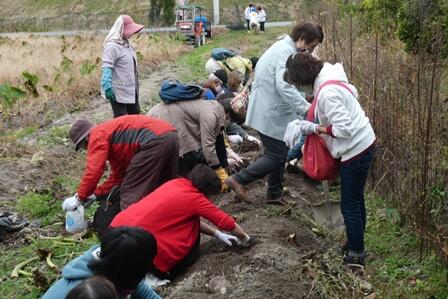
[238,235,252,248]
[297,119,319,135]
[228,135,244,144]
[246,135,261,145]
[284,120,303,149]
[215,167,229,192]
[105,88,116,101]
[213,230,239,246]
[62,194,81,211]
[83,194,97,208]
[227,148,243,164]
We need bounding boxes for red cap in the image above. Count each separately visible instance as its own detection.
[122,15,144,39]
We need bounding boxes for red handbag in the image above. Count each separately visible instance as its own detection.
[302,80,355,181]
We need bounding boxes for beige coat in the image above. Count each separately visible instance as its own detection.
[147,100,226,167]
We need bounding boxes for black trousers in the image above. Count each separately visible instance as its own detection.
[154,234,200,280]
[110,99,140,118]
[234,132,288,198]
[246,19,250,31]
[260,22,265,32]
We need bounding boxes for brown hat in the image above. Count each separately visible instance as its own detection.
[69,120,94,151]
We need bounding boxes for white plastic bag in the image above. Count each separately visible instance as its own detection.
[65,205,87,233]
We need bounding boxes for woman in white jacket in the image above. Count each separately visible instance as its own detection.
[284,53,376,267]
[257,5,266,33]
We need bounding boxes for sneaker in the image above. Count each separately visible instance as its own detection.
[265,194,296,206]
[343,250,366,268]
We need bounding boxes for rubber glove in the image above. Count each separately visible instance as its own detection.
[213,230,239,246]
[215,167,229,192]
[228,135,244,144]
[246,135,261,145]
[62,194,81,211]
[105,88,116,101]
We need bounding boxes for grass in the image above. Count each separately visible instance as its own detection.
[365,196,448,298]
[0,235,98,298]
[176,26,288,82]
[37,125,70,146]
[16,192,62,226]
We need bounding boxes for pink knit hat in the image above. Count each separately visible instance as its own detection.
[122,15,144,39]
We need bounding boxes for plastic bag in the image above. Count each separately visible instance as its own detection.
[65,205,87,234]
[303,134,339,181]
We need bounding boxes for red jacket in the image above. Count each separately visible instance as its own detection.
[110,178,236,273]
[77,115,175,200]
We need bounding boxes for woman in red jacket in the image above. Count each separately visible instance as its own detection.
[110,164,251,279]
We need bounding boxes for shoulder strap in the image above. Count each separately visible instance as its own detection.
[306,80,355,122]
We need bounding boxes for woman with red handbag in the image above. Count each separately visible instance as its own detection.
[284,53,376,268]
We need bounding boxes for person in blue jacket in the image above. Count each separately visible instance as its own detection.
[42,227,161,299]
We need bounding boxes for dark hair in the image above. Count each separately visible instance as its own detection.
[283,52,324,87]
[216,93,244,123]
[290,22,324,43]
[249,57,259,69]
[249,3,253,7]
[213,69,228,85]
[187,164,221,196]
[66,276,117,299]
[88,227,157,291]
[257,5,262,10]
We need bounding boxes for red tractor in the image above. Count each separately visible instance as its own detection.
[175,4,212,46]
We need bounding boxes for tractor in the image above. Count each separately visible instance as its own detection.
[175,4,212,46]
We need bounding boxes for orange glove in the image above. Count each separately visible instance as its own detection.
[215,167,229,192]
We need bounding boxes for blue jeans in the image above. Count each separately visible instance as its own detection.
[339,145,375,253]
[287,135,305,161]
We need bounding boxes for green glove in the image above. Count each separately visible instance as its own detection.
[105,88,116,101]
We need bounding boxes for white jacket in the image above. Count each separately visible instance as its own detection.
[244,7,252,20]
[313,63,375,161]
[258,9,266,22]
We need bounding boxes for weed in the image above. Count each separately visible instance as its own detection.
[37,125,70,146]
[16,192,62,226]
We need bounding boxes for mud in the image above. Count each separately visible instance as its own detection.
[1,62,333,298]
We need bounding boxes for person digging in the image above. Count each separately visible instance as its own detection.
[62,115,179,237]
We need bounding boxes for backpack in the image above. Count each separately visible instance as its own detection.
[211,48,236,61]
[159,80,203,103]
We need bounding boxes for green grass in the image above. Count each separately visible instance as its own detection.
[16,192,62,226]
[365,196,448,298]
[37,125,70,146]
[0,235,98,298]
[176,27,287,82]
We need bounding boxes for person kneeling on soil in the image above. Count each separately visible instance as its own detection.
[42,226,161,299]
[110,164,251,280]
[147,98,229,190]
[62,115,179,231]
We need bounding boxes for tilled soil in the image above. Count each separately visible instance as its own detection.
[158,145,327,298]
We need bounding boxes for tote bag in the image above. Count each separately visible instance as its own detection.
[303,80,355,181]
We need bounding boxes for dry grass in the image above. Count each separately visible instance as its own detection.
[0,32,188,128]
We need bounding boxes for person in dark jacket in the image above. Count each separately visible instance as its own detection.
[42,227,160,299]
[111,164,251,280]
[62,115,179,213]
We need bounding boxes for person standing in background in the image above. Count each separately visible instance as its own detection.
[101,15,144,118]
[257,5,267,33]
[244,4,255,32]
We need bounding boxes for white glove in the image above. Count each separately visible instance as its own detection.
[297,120,319,135]
[284,120,303,148]
[213,230,239,246]
[246,135,261,145]
[83,194,97,208]
[227,148,243,164]
[228,135,244,144]
[238,235,252,248]
[62,194,81,211]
